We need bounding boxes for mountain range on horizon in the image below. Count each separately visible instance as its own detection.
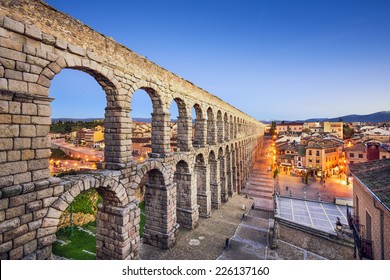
[261,110,390,124]
[51,111,390,124]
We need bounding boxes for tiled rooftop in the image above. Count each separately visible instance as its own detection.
[350,159,390,210]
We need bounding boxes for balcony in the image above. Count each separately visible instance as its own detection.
[346,207,374,260]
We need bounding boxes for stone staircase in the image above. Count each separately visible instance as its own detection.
[242,161,274,212]
[219,141,276,260]
[218,208,273,260]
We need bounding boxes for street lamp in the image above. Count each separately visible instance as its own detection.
[335,217,342,231]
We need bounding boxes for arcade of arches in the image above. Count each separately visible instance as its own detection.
[0,1,264,260]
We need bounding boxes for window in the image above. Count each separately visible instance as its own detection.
[309,158,312,163]
[358,154,363,159]
[316,159,320,163]
[355,195,359,217]
[309,150,312,156]
[366,211,372,241]
[316,151,320,156]
[350,153,354,158]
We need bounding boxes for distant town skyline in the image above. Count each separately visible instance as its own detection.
[47,0,390,120]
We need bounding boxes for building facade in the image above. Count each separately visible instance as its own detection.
[305,139,344,178]
[349,159,390,259]
[276,122,304,133]
[323,121,343,139]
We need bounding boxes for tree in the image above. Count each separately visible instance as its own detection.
[270,121,277,135]
[343,124,354,139]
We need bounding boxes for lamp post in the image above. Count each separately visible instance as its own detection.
[336,217,342,232]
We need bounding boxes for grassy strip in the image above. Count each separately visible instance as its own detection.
[53,201,145,260]
[53,222,96,260]
[139,201,145,237]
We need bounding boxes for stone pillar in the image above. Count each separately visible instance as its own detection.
[196,165,211,218]
[219,157,228,203]
[207,118,216,145]
[226,152,233,197]
[96,203,140,260]
[194,118,206,147]
[224,121,230,141]
[143,182,179,249]
[151,112,171,154]
[105,106,132,169]
[210,159,221,209]
[217,118,224,143]
[176,116,192,152]
[232,164,237,194]
[175,172,199,229]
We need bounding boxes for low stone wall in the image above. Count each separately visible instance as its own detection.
[274,218,354,260]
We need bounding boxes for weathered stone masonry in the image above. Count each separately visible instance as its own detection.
[0,0,264,260]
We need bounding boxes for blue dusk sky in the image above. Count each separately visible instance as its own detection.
[45,0,390,121]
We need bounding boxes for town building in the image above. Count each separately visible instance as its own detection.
[305,138,344,178]
[345,141,390,165]
[276,122,304,133]
[361,128,390,143]
[323,121,343,139]
[349,159,390,259]
[303,122,323,133]
[75,128,104,147]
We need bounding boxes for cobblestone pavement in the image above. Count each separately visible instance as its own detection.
[139,194,253,260]
[276,173,353,203]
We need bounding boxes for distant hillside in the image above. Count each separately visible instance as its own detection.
[261,111,390,123]
[305,111,390,123]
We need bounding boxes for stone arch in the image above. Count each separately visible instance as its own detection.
[46,60,131,169]
[195,153,211,217]
[143,168,179,249]
[172,153,194,174]
[42,173,133,260]
[209,150,221,209]
[130,160,167,190]
[130,81,170,154]
[171,97,191,152]
[174,160,198,229]
[192,103,206,147]
[206,107,216,145]
[44,58,121,95]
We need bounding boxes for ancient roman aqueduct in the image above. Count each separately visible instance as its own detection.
[0,0,264,259]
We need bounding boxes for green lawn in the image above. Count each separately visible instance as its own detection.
[53,222,96,260]
[53,202,145,260]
